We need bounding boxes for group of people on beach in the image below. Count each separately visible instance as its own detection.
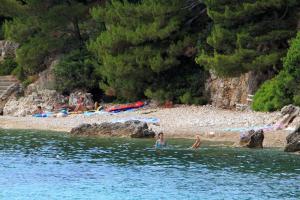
[155,132,201,149]
[32,95,201,149]
[32,95,101,116]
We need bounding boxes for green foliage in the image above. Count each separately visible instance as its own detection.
[89,0,208,102]
[253,32,300,111]
[293,95,300,106]
[3,0,95,76]
[11,65,25,80]
[0,58,17,75]
[197,0,300,77]
[4,0,300,108]
[54,49,100,93]
[22,75,38,88]
[15,37,59,75]
[252,77,289,111]
[144,89,170,104]
[0,0,24,17]
[179,92,194,105]
[0,17,4,39]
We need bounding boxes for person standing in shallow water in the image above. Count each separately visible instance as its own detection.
[191,135,201,149]
[155,132,167,148]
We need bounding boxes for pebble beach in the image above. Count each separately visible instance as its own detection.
[0,105,290,147]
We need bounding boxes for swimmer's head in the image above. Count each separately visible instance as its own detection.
[157,132,164,139]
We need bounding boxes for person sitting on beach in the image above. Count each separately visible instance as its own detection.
[155,132,167,148]
[33,106,44,115]
[74,96,85,113]
[94,101,103,111]
[191,135,201,149]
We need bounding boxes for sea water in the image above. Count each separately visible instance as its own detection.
[0,129,299,200]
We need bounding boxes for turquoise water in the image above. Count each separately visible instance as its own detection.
[0,129,299,200]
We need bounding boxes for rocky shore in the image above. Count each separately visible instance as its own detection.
[0,105,292,148]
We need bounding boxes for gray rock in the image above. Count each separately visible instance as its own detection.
[70,120,156,138]
[3,89,64,116]
[68,91,94,108]
[240,129,264,148]
[273,105,300,130]
[25,58,60,94]
[280,104,299,116]
[0,40,19,61]
[284,125,300,152]
[205,70,275,109]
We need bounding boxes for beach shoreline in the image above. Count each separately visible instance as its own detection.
[0,105,290,148]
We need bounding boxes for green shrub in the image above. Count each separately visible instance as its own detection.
[179,92,208,105]
[252,78,290,111]
[253,32,300,111]
[179,92,193,104]
[144,89,171,104]
[0,25,3,40]
[11,65,25,80]
[0,58,17,75]
[15,37,60,75]
[22,76,37,87]
[54,49,100,93]
[293,95,300,106]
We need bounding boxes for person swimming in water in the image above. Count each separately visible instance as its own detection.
[155,132,167,148]
[191,135,201,149]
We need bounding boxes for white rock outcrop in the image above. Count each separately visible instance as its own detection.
[3,89,64,116]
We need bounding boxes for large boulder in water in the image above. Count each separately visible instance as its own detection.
[70,120,156,138]
[240,129,264,148]
[284,125,300,152]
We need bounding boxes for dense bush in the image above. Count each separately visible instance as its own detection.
[252,32,300,111]
[144,61,208,104]
[0,58,17,75]
[54,49,100,93]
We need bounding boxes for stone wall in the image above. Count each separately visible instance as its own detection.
[205,71,275,109]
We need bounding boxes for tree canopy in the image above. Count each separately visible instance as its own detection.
[197,0,300,76]
[89,0,209,102]
[1,0,300,109]
[3,0,98,77]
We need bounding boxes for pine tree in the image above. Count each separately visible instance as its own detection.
[197,0,300,76]
[3,0,99,77]
[89,0,209,102]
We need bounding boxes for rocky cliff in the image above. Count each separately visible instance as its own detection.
[26,58,59,94]
[205,71,275,109]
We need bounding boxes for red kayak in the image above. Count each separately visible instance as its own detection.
[106,101,144,112]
